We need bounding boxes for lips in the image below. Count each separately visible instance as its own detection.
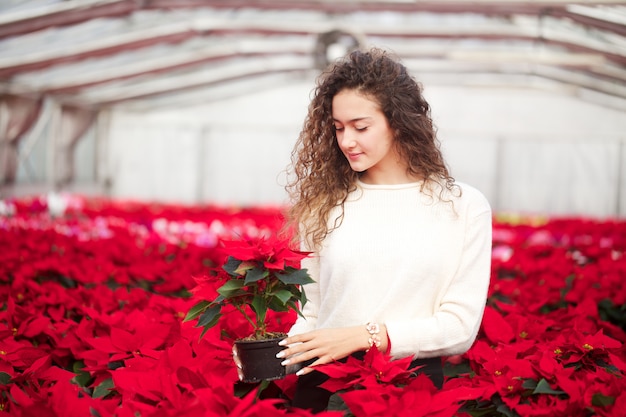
[347,152,362,160]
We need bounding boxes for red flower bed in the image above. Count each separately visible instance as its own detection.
[0,196,624,416]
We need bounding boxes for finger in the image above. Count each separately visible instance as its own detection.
[275,348,288,360]
[276,340,307,361]
[279,336,295,347]
[280,332,314,346]
[285,362,303,375]
[295,364,321,376]
[276,345,305,361]
[232,346,242,367]
[294,353,334,376]
[280,343,327,367]
[279,351,311,367]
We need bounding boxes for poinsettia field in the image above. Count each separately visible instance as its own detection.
[1,194,625,416]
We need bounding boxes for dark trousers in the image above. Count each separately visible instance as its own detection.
[291,355,443,413]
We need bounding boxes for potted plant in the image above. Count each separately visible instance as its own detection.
[184,237,314,383]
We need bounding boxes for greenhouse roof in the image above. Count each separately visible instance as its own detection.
[0,0,625,110]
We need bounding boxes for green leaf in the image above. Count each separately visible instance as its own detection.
[443,360,472,377]
[327,392,350,412]
[495,404,517,417]
[71,360,92,387]
[183,300,211,322]
[272,289,293,306]
[559,274,575,301]
[199,325,212,341]
[197,305,221,328]
[58,275,77,289]
[217,280,246,298]
[223,256,243,275]
[457,399,499,417]
[0,372,11,385]
[491,395,517,417]
[598,298,626,330]
[592,393,615,407]
[92,378,115,398]
[254,380,272,401]
[288,300,308,320]
[244,266,268,284]
[250,295,267,325]
[276,268,315,285]
[268,297,290,312]
[299,286,308,307]
[532,378,565,395]
[235,261,257,276]
[522,379,537,390]
[234,380,258,398]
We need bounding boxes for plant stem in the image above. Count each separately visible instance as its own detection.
[235,305,258,334]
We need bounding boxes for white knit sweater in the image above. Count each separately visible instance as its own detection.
[288,179,492,359]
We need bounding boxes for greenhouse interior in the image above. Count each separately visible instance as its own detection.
[0,1,625,416]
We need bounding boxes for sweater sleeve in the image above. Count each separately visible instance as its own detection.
[385,205,492,358]
[288,251,320,336]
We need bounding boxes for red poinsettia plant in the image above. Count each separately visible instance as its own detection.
[184,237,314,341]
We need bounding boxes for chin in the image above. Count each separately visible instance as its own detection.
[348,163,367,173]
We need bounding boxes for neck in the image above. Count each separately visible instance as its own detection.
[360,170,422,185]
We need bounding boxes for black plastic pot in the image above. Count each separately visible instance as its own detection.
[234,336,286,383]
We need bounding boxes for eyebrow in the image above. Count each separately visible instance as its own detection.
[333,116,374,123]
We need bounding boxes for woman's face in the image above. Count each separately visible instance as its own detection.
[332,89,405,184]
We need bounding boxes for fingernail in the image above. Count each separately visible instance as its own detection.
[275,351,285,359]
[278,340,287,346]
[281,359,290,366]
[296,369,304,376]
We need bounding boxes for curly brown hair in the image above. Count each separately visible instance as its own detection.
[284,48,457,250]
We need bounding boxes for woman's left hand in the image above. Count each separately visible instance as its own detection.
[276,325,387,376]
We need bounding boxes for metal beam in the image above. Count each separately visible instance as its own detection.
[0,0,137,39]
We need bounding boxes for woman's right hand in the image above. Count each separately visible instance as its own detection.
[276,325,385,376]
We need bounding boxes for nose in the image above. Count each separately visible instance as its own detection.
[338,128,356,150]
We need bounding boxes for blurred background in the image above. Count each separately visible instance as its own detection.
[0,0,624,217]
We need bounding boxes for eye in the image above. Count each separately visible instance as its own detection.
[334,125,344,131]
[356,126,368,131]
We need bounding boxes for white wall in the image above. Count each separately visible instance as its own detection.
[428,87,626,217]
[107,83,311,206]
[106,78,626,217]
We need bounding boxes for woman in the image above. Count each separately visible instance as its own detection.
[278,48,492,412]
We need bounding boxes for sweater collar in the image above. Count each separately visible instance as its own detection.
[356,178,423,190]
